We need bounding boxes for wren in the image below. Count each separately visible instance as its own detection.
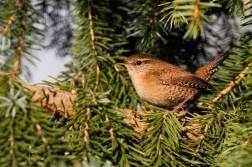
[118,51,230,113]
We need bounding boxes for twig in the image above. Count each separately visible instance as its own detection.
[2,0,20,36]
[147,0,159,35]
[213,63,252,102]
[88,0,100,92]
[12,3,27,79]
[193,0,200,22]
[9,119,16,167]
[243,0,248,10]
[240,135,252,150]
[105,113,115,138]
[31,116,51,153]
[83,108,91,146]
[71,69,86,88]
[1,71,21,76]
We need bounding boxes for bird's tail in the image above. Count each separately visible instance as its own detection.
[194,51,230,82]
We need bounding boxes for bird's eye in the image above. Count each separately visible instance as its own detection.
[136,60,142,66]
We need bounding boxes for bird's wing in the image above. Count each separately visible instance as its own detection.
[160,72,212,90]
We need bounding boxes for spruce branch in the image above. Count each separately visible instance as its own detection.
[193,0,200,22]
[140,111,185,166]
[12,3,27,79]
[213,63,252,103]
[147,0,159,35]
[243,0,248,10]
[83,108,91,144]
[159,0,221,39]
[88,0,100,92]
[0,89,27,117]
[30,115,51,159]
[240,135,252,150]
[9,119,16,167]
[1,71,21,76]
[71,69,86,88]
[2,0,20,36]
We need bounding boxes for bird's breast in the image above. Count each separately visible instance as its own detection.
[130,75,199,109]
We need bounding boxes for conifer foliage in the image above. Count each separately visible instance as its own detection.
[0,0,252,166]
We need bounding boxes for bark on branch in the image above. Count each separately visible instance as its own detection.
[23,84,76,116]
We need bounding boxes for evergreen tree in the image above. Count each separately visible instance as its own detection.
[0,0,252,166]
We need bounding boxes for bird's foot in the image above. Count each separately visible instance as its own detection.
[171,108,187,126]
[172,107,180,114]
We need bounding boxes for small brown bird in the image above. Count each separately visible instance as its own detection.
[118,51,230,113]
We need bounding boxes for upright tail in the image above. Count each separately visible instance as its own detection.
[194,51,230,82]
